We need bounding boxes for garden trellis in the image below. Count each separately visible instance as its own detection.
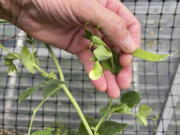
[0,0,180,135]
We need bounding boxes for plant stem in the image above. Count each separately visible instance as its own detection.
[27,85,62,135]
[123,112,137,117]
[45,44,64,81]
[33,64,49,77]
[62,85,93,135]
[94,99,113,133]
[45,44,93,135]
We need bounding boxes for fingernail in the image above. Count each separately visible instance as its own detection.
[107,89,120,99]
[121,33,137,53]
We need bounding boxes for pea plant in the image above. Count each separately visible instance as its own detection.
[0,25,171,135]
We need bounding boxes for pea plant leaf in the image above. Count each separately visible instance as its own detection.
[5,52,20,60]
[26,35,35,45]
[84,29,106,46]
[132,49,170,62]
[100,103,131,116]
[49,122,69,135]
[98,121,127,135]
[18,79,50,103]
[138,104,153,117]
[84,30,108,47]
[20,46,36,74]
[137,115,148,126]
[0,44,10,52]
[32,51,40,66]
[91,35,107,47]
[101,52,121,74]
[39,71,57,80]
[136,104,153,126]
[18,88,37,103]
[4,53,20,74]
[18,79,64,103]
[84,30,122,76]
[89,61,103,80]
[120,91,141,108]
[84,29,93,40]
[101,59,113,71]
[48,71,57,79]
[93,45,112,61]
[111,50,122,74]
[77,118,127,135]
[5,61,17,74]
[31,128,54,135]
[43,79,65,98]
[111,104,131,114]
[77,117,98,135]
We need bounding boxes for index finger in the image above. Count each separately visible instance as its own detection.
[117,2,141,46]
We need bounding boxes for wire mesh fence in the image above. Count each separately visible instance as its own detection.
[0,0,180,135]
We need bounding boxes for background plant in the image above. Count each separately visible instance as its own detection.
[0,25,171,135]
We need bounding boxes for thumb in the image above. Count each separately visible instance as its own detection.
[81,1,138,53]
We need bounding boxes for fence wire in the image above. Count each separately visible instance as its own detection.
[0,0,180,135]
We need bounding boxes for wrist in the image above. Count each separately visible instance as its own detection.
[0,0,23,24]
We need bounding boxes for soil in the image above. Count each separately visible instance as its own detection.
[0,129,27,135]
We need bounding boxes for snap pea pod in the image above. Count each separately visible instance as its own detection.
[132,49,170,62]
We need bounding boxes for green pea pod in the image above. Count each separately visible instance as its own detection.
[133,49,170,62]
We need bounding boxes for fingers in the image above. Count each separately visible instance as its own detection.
[117,2,141,46]
[78,50,107,92]
[78,49,132,98]
[98,0,141,47]
[117,65,132,90]
[120,53,132,67]
[78,49,122,98]
[83,1,138,53]
[104,70,120,98]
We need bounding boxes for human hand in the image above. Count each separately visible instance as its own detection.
[14,0,140,98]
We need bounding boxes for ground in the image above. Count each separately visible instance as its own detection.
[0,129,26,135]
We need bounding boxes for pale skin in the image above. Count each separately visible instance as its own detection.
[0,0,141,98]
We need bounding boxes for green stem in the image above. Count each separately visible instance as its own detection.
[123,112,137,117]
[110,57,115,69]
[45,44,93,135]
[147,115,159,121]
[33,64,50,77]
[62,85,93,135]
[45,44,64,81]
[27,85,62,135]
[94,99,113,133]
